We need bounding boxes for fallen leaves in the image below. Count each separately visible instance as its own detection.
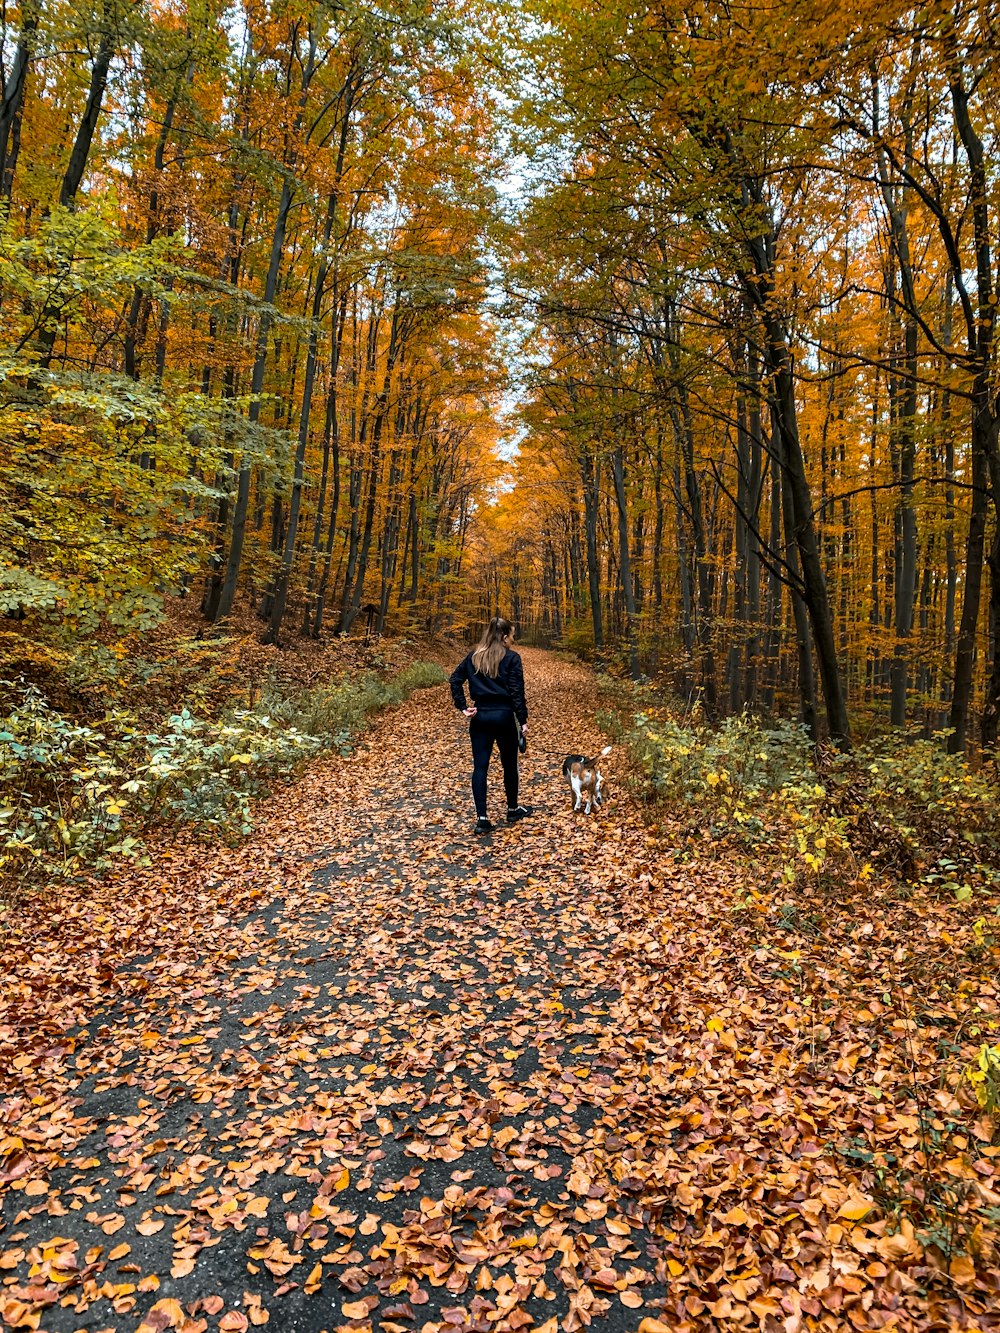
[1,651,998,1332]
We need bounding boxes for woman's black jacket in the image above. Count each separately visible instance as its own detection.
[449,649,528,724]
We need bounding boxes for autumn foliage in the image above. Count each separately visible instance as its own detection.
[473,0,1000,756]
[1,0,504,672]
[4,4,1000,1332]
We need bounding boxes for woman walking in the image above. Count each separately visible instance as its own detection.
[449,617,532,833]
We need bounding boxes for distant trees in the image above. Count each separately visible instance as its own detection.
[480,0,1000,751]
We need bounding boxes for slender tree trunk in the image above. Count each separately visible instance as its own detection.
[0,1,38,199]
[341,308,401,633]
[581,446,604,651]
[60,28,113,208]
[777,405,817,737]
[876,117,920,729]
[124,69,188,379]
[265,185,339,643]
[610,439,640,678]
[766,320,850,745]
[37,20,114,368]
[215,178,295,621]
[945,42,1000,748]
[761,450,782,712]
[889,315,918,727]
[948,417,990,751]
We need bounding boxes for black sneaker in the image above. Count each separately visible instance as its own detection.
[506,805,532,824]
[474,817,493,835]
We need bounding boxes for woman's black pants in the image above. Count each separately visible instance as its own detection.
[469,711,519,817]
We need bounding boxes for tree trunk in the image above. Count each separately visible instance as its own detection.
[0,0,38,199]
[581,446,604,651]
[766,320,851,746]
[777,405,817,737]
[948,414,990,752]
[37,19,114,368]
[610,439,640,678]
[214,177,295,621]
[60,26,113,208]
[265,186,339,643]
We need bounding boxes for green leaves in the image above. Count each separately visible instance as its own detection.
[1,659,447,894]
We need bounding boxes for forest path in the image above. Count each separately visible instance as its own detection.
[1,651,683,1333]
[2,651,974,1332]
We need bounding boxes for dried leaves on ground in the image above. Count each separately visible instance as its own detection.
[2,651,998,1333]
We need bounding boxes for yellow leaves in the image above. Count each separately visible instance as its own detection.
[244,1196,269,1218]
[837,1196,875,1221]
[966,1043,1000,1110]
[639,1319,674,1333]
[706,1015,738,1050]
[332,1166,350,1192]
[949,1253,977,1285]
[138,1299,185,1331]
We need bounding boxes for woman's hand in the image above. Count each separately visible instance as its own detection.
[520,722,528,733]
[463,706,478,717]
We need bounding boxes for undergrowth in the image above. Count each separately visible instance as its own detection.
[597,677,1000,897]
[0,661,446,897]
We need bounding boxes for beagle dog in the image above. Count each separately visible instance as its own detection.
[562,746,611,814]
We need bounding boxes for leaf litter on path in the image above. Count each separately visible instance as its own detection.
[2,650,998,1332]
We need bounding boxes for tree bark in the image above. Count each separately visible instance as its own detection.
[0,0,38,199]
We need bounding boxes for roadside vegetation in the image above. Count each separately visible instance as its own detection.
[0,623,445,898]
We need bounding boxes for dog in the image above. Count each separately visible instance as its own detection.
[562,746,611,814]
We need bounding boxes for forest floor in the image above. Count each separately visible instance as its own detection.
[1,651,997,1333]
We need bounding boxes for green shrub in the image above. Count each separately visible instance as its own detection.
[259,660,445,747]
[0,684,321,889]
[601,681,1000,886]
[1,660,446,893]
[393,661,448,693]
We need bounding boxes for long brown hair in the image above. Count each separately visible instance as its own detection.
[471,616,513,677]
